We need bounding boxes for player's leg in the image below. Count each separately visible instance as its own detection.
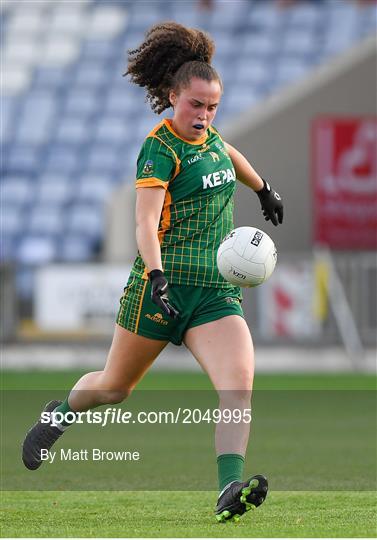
[22,325,168,470]
[68,324,168,411]
[184,314,253,454]
[184,314,267,522]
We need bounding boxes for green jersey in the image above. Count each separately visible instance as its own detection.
[131,118,237,288]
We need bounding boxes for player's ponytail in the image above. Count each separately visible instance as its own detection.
[125,21,222,113]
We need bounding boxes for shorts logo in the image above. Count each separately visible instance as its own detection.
[145,312,169,325]
[225,297,239,304]
[142,160,154,175]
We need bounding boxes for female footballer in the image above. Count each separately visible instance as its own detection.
[23,22,283,523]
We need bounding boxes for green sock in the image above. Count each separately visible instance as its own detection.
[217,453,245,492]
[54,398,77,427]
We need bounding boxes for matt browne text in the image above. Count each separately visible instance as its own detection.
[40,448,141,463]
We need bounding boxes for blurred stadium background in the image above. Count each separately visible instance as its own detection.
[1,0,376,373]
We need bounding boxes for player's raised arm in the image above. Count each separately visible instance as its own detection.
[225,142,284,226]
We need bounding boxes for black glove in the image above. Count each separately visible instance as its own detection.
[256,179,284,226]
[148,269,179,320]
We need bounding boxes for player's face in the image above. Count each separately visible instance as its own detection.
[169,77,222,141]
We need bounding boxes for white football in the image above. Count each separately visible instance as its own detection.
[217,226,277,287]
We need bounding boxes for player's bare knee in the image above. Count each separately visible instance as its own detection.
[235,369,254,392]
[95,373,132,404]
[217,388,252,407]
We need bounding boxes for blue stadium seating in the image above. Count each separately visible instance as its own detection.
[77,173,116,202]
[67,203,104,238]
[16,236,57,265]
[1,204,25,236]
[1,0,376,301]
[2,176,33,205]
[6,145,41,174]
[37,174,73,205]
[63,89,100,117]
[28,205,65,236]
[59,235,99,262]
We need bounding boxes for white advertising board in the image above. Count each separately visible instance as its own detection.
[35,264,131,332]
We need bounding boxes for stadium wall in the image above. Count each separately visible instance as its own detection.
[222,35,376,252]
[104,184,136,263]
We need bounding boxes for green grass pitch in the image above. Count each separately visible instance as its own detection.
[1,370,376,538]
[1,490,376,538]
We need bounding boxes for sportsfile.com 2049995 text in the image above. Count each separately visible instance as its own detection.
[41,407,253,427]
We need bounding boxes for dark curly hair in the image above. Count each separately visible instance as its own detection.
[125,21,222,114]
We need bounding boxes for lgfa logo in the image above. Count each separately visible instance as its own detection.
[145,313,168,325]
[142,160,154,174]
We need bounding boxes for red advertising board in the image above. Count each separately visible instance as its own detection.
[312,117,377,249]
